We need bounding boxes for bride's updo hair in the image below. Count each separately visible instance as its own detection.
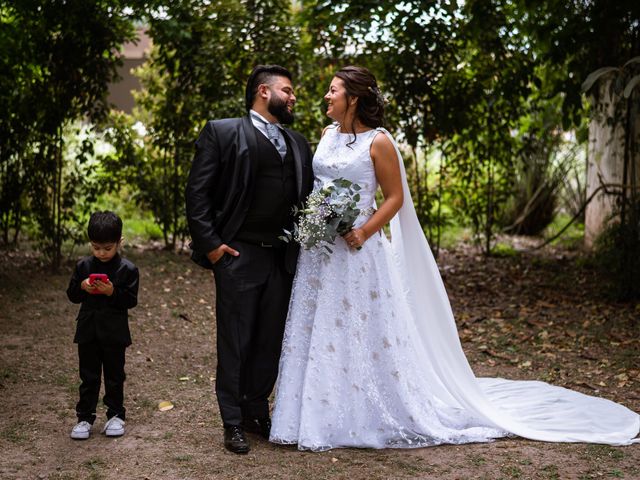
[335,65,385,131]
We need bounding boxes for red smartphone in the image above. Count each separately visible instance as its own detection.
[88,273,109,294]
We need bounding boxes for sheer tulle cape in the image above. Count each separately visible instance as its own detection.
[380,127,639,446]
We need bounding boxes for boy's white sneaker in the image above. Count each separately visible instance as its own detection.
[70,421,92,440]
[101,416,125,437]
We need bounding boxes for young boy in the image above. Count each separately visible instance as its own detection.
[66,211,139,440]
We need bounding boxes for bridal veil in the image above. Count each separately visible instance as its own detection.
[381,128,639,446]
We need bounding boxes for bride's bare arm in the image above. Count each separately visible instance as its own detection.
[344,132,403,247]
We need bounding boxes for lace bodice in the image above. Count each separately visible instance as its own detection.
[312,125,380,215]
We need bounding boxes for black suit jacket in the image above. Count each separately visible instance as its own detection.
[66,254,139,346]
[185,116,314,271]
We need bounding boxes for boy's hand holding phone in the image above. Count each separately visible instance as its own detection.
[83,274,113,296]
[81,278,97,293]
[93,278,114,296]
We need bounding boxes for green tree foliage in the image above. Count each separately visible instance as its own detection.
[3,0,639,275]
[299,0,535,253]
[517,0,640,128]
[0,0,136,270]
[501,84,575,236]
[104,0,301,249]
[522,0,640,299]
[298,0,638,255]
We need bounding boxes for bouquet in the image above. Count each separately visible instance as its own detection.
[282,178,362,254]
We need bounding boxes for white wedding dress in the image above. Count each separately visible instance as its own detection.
[269,125,639,451]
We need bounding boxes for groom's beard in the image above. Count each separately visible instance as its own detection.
[268,95,294,124]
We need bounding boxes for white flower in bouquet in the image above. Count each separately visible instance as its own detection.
[281,178,363,255]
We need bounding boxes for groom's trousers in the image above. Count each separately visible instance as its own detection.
[212,240,293,427]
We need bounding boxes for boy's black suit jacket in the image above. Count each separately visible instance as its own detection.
[66,254,139,346]
[185,116,315,272]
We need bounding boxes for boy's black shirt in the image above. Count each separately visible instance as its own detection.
[66,253,139,346]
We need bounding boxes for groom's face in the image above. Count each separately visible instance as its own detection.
[266,76,296,124]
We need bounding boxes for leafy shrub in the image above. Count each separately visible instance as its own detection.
[593,204,640,300]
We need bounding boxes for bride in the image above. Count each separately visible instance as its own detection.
[269,65,639,451]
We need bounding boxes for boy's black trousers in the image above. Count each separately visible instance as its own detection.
[76,340,127,423]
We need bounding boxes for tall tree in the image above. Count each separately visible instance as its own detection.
[0,0,136,270]
[117,0,301,249]
[299,0,535,253]
[516,0,640,245]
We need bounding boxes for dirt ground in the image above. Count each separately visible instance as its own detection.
[0,242,638,480]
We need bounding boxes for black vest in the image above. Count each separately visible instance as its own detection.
[235,129,297,244]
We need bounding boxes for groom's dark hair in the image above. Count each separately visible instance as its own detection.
[245,64,293,112]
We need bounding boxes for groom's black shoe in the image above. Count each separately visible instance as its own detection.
[242,417,271,439]
[223,426,250,454]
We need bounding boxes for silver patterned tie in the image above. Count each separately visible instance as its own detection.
[264,122,287,159]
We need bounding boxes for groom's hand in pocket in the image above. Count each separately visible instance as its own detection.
[207,244,240,264]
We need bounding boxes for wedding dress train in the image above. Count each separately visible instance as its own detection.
[270,125,639,451]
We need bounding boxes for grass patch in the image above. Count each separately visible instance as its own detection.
[0,365,17,385]
[1,421,28,443]
[83,457,106,480]
[173,454,193,462]
[436,223,473,250]
[501,464,523,478]
[53,372,79,399]
[53,371,76,387]
[544,213,584,249]
[542,464,560,479]
[491,242,518,257]
[586,444,625,461]
[94,190,164,243]
[385,457,431,475]
[48,474,76,480]
[124,215,163,243]
[467,453,487,466]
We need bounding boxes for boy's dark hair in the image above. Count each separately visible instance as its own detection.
[88,211,123,243]
[245,64,292,112]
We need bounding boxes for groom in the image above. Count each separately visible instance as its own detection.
[185,65,314,454]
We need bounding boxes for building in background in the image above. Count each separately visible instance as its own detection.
[107,28,150,113]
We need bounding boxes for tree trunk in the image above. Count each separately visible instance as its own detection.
[52,128,63,272]
[585,79,640,247]
[172,145,179,250]
[411,145,422,220]
[435,148,446,259]
[485,156,493,256]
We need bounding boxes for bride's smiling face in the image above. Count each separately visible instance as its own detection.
[324,77,354,123]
